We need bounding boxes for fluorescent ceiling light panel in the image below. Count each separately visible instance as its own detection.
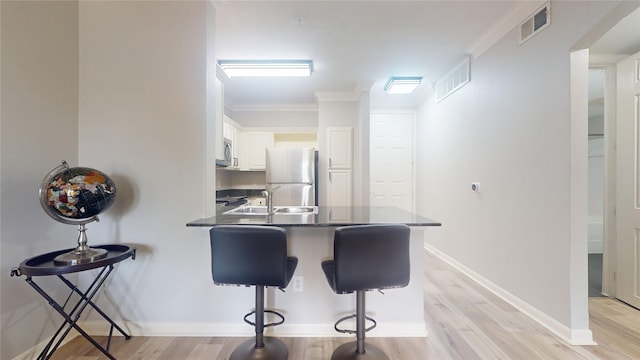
[384,77,422,94]
[218,60,313,77]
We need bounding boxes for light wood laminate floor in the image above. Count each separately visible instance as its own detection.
[50,250,640,359]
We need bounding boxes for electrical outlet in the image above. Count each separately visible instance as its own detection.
[292,276,303,292]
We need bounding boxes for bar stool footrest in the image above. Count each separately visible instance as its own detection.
[243,309,285,328]
[334,314,377,334]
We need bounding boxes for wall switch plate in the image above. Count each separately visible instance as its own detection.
[292,276,303,292]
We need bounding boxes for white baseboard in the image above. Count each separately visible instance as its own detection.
[423,242,596,346]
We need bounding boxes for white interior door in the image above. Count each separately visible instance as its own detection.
[616,51,640,309]
[370,112,414,212]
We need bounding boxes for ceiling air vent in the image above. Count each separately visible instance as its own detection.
[436,56,470,103]
[519,2,551,44]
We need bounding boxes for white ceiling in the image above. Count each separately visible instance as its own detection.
[214,1,640,109]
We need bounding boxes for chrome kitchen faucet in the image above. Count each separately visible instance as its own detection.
[262,185,281,215]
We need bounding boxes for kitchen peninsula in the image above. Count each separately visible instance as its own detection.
[187,206,440,337]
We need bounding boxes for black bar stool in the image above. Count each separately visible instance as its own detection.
[321,224,411,360]
[210,225,298,360]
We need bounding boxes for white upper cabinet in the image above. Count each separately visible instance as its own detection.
[327,127,353,169]
[246,132,273,170]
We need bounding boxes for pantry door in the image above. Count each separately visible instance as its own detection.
[616,51,640,309]
[370,112,415,212]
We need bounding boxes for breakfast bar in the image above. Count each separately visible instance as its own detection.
[187,206,440,337]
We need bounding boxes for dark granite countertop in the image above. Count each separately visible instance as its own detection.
[186,206,441,227]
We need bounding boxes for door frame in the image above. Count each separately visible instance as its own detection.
[573,0,640,309]
[590,56,636,298]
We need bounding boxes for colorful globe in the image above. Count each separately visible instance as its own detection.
[39,161,116,225]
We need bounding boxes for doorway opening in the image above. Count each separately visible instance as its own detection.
[583,4,640,307]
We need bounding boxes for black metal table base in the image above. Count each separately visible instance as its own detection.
[12,244,135,360]
[26,264,130,360]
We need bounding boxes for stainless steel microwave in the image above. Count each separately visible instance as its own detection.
[215,138,232,167]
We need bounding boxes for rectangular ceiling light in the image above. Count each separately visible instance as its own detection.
[384,77,422,94]
[218,60,313,77]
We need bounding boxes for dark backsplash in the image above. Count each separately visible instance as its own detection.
[216,189,265,199]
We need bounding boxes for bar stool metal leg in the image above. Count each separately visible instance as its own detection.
[330,291,389,360]
[230,286,288,360]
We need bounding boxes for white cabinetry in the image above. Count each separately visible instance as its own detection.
[328,170,352,220]
[327,127,353,169]
[327,127,353,208]
[245,132,273,170]
[328,170,352,205]
[234,130,317,171]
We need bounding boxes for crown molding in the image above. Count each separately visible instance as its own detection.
[230,103,318,112]
[215,63,229,82]
[315,91,360,102]
[315,81,374,103]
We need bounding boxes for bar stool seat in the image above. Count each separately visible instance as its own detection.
[321,224,411,360]
[210,225,297,360]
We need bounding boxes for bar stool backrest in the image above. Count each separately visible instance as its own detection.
[210,225,289,287]
[334,224,411,293]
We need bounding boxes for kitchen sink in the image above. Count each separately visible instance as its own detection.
[223,206,269,215]
[223,205,318,216]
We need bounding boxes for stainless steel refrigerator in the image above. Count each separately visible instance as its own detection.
[266,148,317,207]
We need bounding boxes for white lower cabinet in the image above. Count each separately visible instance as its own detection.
[328,170,352,220]
[328,170,352,206]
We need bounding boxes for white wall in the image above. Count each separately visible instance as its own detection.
[231,108,318,128]
[356,91,371,206]
[416,0,622,343]
[4,2,225,358]
[75,0,228,328]
[0,2,80,359]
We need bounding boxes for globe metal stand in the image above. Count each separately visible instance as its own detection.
[54,223,108,265]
